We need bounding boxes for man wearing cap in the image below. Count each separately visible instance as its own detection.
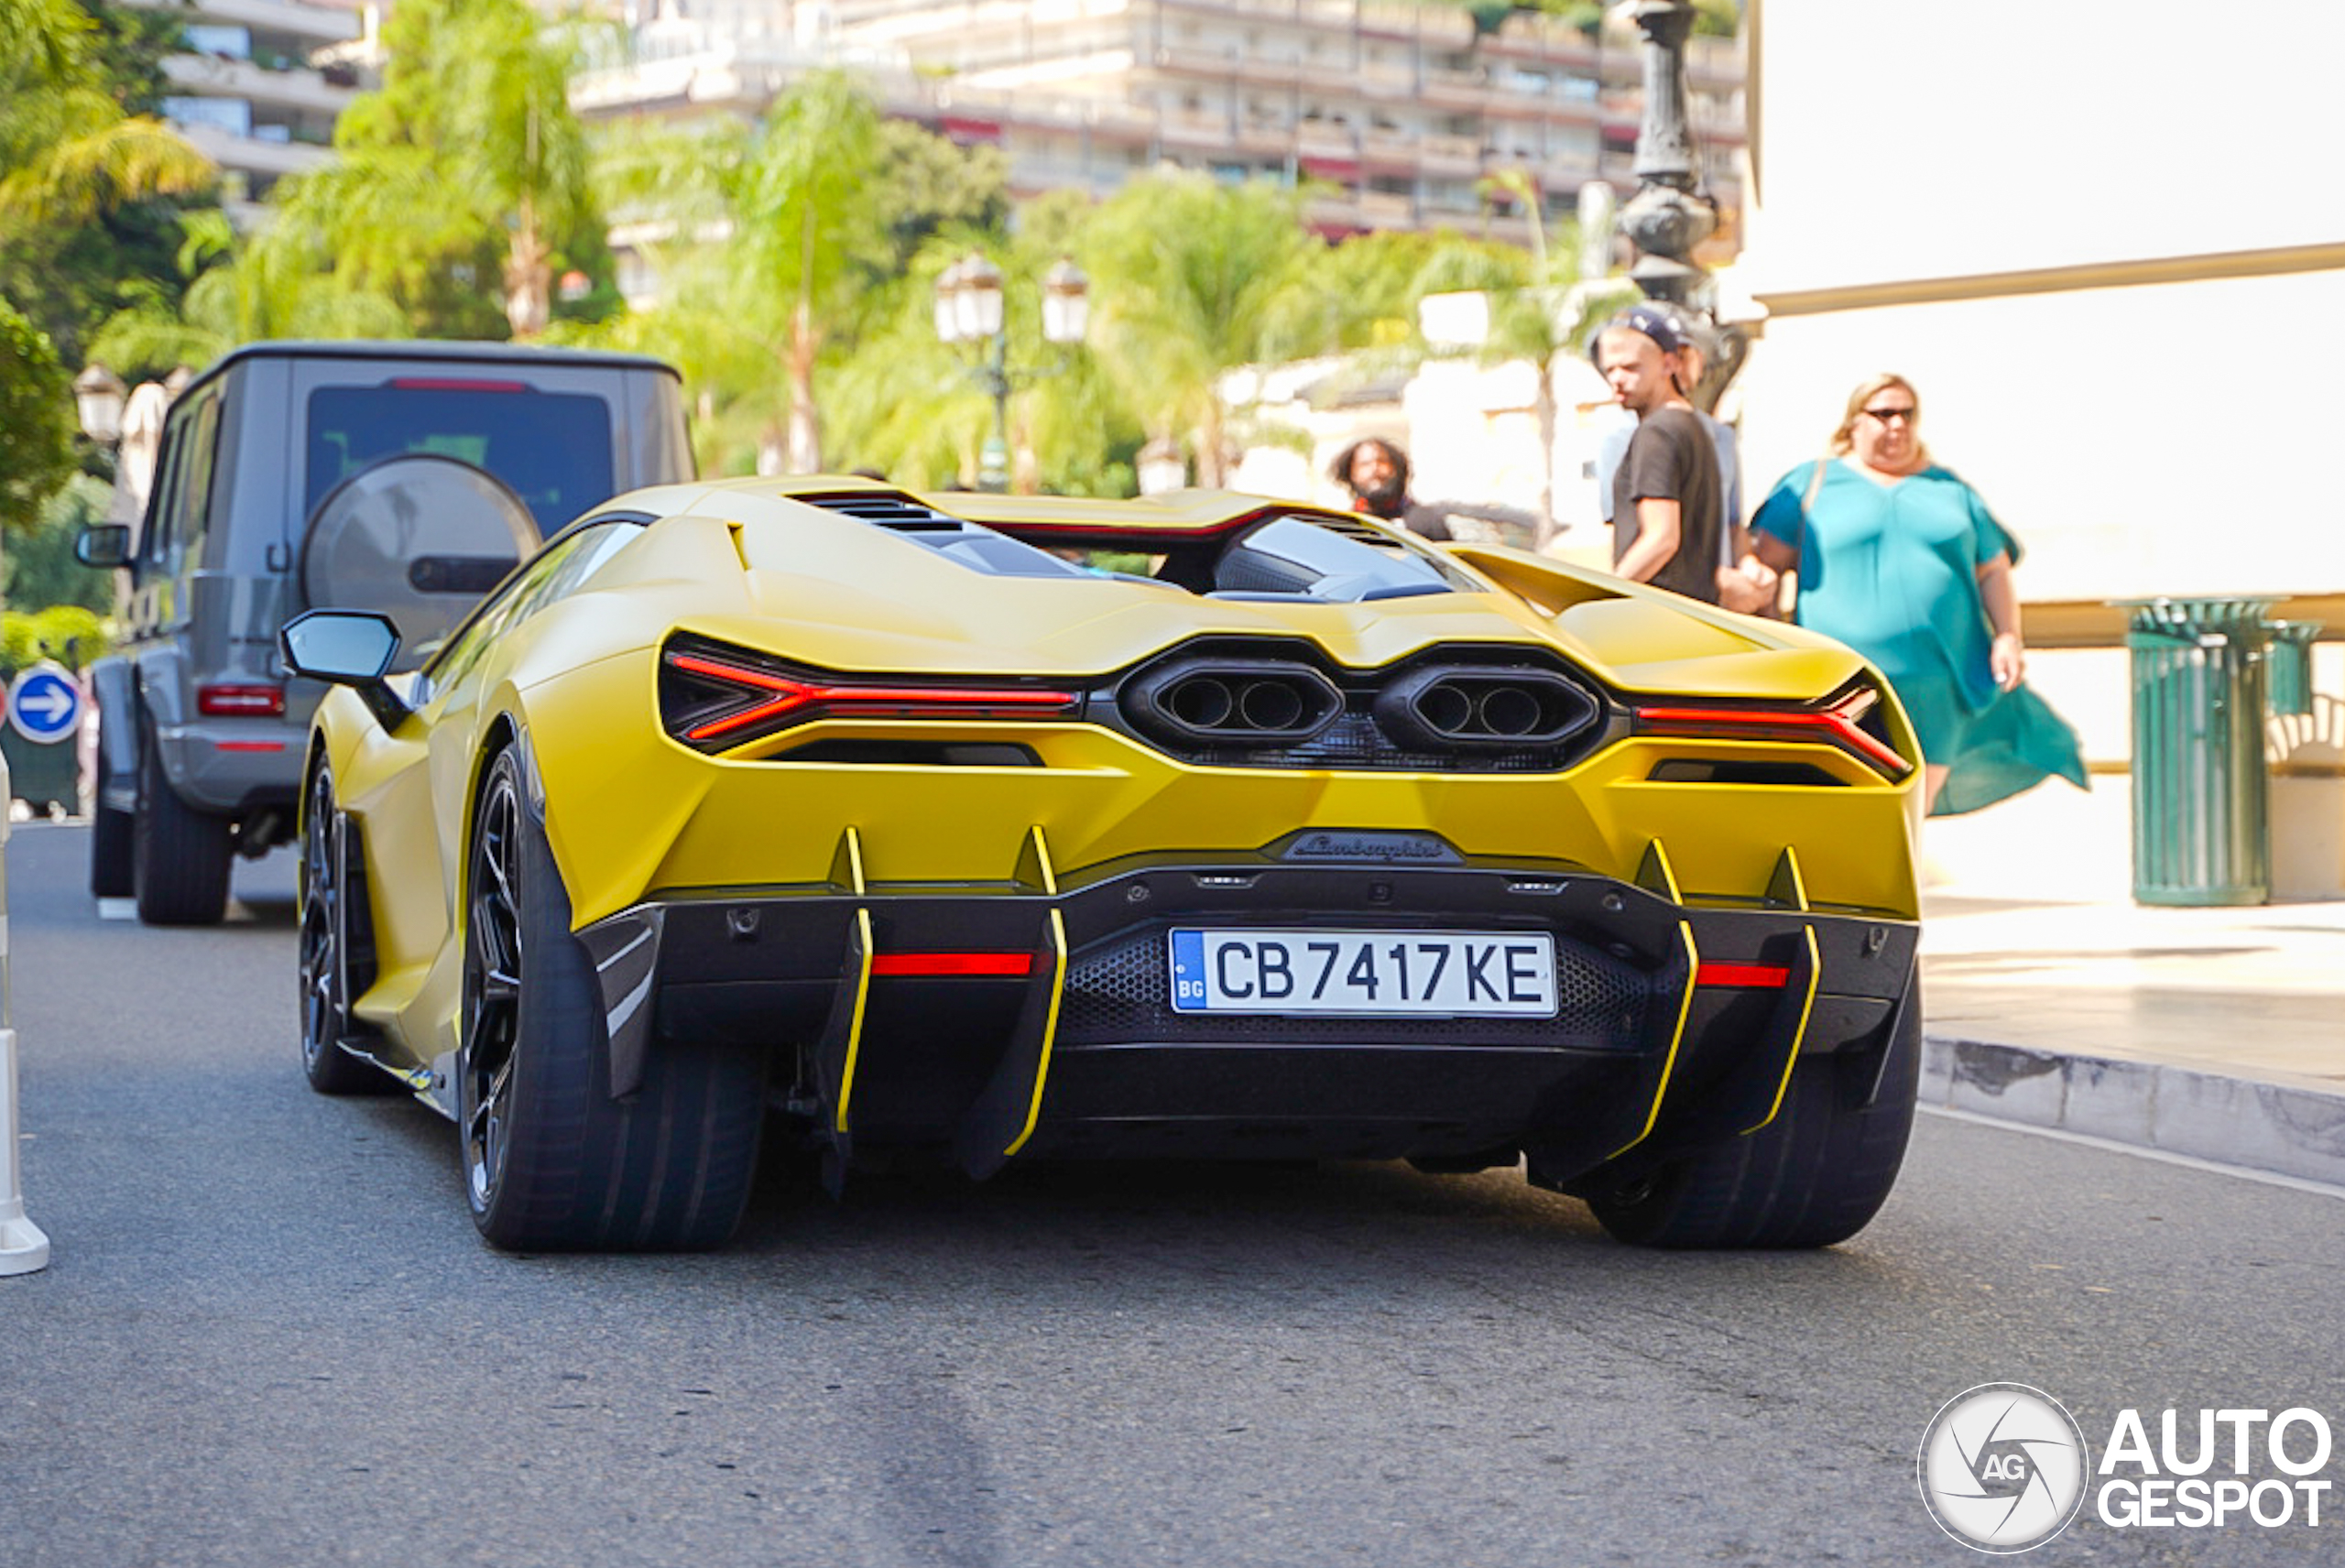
[1592,305,1725,604]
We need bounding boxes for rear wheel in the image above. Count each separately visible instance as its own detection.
[458,746,764,1251]
[132,724,234,926]
[1587,993,1921,1249]
[89,735,133,898]
[298,761,396,1095]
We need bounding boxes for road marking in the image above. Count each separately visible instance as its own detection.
[1922,1104,2345,1200]
[95,898,136,921]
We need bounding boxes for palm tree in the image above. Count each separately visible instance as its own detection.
[269,0,596,341]
[1408,170,1633,539]
[87,209,408,377]
[0,0,213,249]
[727,71,890,474]
[1078,171,1326,487]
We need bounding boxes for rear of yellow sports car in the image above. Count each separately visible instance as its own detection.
[301,480,1925,1251]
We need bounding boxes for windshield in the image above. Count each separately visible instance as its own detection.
[1203,516,1459,601]
[305,384,617,534]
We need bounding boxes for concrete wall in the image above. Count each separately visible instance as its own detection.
[1725,0,2345,899]
[1729,270,2345,604]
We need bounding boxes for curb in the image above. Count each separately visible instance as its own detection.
[1921,1034,2345,1190]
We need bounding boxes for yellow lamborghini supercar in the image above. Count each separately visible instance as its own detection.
[285,478,1925,1253]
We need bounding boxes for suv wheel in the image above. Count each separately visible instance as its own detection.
[132,724,234,926]
[90,736,134,898]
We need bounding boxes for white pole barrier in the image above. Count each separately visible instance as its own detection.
[1,761,51,1275]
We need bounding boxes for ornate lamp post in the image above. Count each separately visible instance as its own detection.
[934,255,1089,493]
[1615,0,1743,408]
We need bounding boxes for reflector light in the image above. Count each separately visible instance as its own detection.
[1695,962,1792,989]
[1631,687,1911,779]
[665,649,1077,744]
[197,683,286,717]
[869,953,1036,978]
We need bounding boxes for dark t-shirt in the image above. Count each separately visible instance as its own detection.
[1610,407,1723,604]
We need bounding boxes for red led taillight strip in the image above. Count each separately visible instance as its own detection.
[667,650,1077,743]
[869,953,1037,978]
[1631,688,1912,779]
[1695,962,1791,989]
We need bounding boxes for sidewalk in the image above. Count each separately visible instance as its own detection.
[1917,870,2345,1190]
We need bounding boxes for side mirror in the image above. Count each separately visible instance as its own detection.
[280,609,409,729]
[74,524,131,568]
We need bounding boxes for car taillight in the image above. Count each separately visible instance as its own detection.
[660,640,1078,753]
[1630,684,1913,780]
[197,683,286,717]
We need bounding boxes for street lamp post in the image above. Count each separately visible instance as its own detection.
[72,363,127,457]
[1616,0,1743,408]
[934,255,1089,493]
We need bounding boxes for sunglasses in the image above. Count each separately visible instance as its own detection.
[1860,406,1919,424]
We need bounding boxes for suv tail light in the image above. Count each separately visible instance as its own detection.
[1630,684,1913,780]
[197,683,286,717]
[660,637,1078,753]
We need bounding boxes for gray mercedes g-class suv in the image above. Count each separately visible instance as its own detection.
[76,339,693,925]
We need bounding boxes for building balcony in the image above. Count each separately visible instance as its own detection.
[1293,120,1356,158]
[1418,66,1491,111]
[175,118,336,180]
[162,53,357,117]
[1358,127,1417,169]
[119,0,360,48]
[1418,131,1481,175]
[1155,106,1236,148]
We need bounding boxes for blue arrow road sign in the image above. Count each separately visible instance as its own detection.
[7,665,83,744]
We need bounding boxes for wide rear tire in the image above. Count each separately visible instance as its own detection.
[458,746,764,1251]
[132,724,234,927]
[1587,989,1921,1250]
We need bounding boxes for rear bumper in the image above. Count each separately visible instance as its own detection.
[577,850,1917,1185]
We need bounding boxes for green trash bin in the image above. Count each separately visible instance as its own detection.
[2266,620,2321,718]
[2118,596,2274,906]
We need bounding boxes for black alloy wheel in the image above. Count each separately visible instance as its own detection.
[461,754,528,1223]
[297,762,392,1095]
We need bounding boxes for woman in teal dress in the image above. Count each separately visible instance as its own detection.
[1750,373,2085,816]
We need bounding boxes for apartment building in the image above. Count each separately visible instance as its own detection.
[120,0,367,217]
[574,0,1744,245]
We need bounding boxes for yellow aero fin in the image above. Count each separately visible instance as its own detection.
[1003,909,1069,1159]
[1743,924,1821,1136]
[1015,825,1058,895]
[829,826,867,895]
[1766,846,1810,911]
[1635,840,1682,902]
[825,907,875,1136]
[1609,920,1698,1160]
[955,908,1070,1178]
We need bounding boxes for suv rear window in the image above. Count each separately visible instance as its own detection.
[304,382,617,533]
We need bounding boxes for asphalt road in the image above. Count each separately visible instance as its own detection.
[5,819,2343,1567]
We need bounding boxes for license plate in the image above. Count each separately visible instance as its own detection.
[1168,929,1557,1017]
